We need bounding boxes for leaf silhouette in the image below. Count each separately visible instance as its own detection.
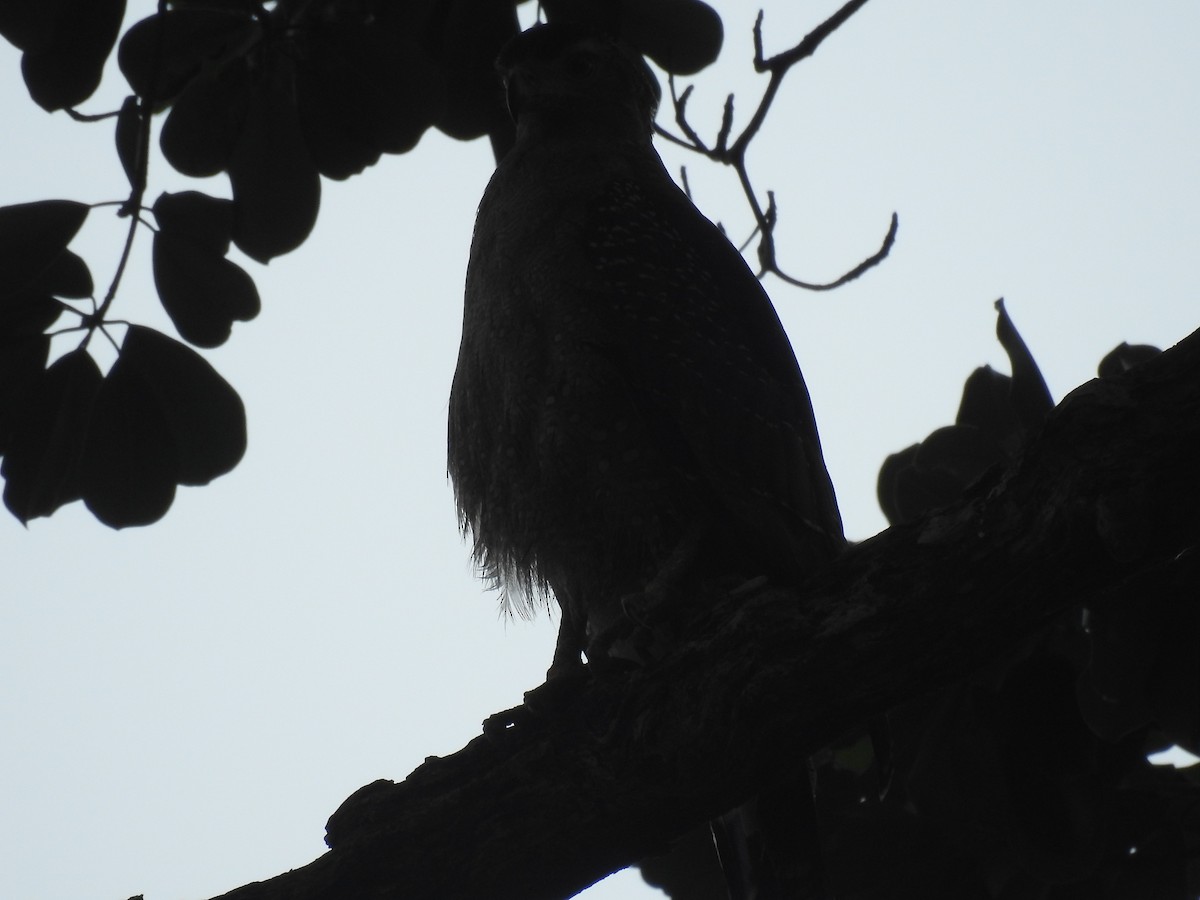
[81,342,179,528]
[994,298,1053,432]
[295,21,443,179]
[118,6,257,103]
[427,0,517,141]
[0,201,92,474]
[0,4,55,52]
[0,0,125,110]
[545,0,724,75]
[115,95,142,187]
[151,191,260,347]
[1,348,102,523]
[1,288,65,341]
[78,325,247,527]
[110,325,246,487]
[1098,342,1161,378]
[0,333,50,457]
[877,302,1051,525]
[34,249,94,299]
[228,62,321,262]
[0,200,90,297]
[160,57,251,177]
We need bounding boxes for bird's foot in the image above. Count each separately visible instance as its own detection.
[728,573,771,597]
[619,590,652,628]
[527,659,591,715]
[482,702,531,740]
[482,654,590,742]
[586,599,654,667]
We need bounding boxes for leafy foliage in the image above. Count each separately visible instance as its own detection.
[0,0,126,110]
[1,3,1196,899]
[151,191,260,346]
[0,0,725,527]
[861,306,1198,899]
[877,299,1054,525]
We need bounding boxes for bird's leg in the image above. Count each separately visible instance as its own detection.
[546,592,588,680]
[589,524,708,665]
[728,574,771,597]
[485,598,589,735]
[516,593,591,716]
[631,521,706,618]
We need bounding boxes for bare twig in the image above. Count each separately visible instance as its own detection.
[665,75,707,152]
[654,1,894,291]
[65,107,120,123]
[84,0,167,346]
[755,0,875,72]
[714,94,735,155]
[764,209,899,291]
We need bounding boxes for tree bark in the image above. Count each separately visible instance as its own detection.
[209,326,1200,900]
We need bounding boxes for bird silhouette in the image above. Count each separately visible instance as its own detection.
[448,23,844,899]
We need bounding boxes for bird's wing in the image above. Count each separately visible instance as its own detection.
[579,165,844,576]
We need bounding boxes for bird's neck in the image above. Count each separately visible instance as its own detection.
[513,108,654,150]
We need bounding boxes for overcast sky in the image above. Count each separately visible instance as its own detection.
[2,2,1197,898]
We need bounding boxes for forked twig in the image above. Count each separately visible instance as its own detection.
[653,0,895,291]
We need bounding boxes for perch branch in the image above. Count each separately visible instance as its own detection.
[200,328,1200,900]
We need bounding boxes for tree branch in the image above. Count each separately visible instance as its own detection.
[655,1,896,291]
[206,326,1200,900]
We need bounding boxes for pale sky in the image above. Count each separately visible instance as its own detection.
[1,2,1196,899]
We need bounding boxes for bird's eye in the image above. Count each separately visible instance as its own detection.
[562,51,598,80]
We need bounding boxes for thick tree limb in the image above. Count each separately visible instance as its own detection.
[209,327,1200,900]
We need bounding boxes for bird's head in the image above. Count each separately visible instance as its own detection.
[496,23,661,143]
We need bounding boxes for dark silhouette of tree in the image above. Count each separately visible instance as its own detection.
[1,2,1196,899]
[0,0,895,529]
[218,320,1200,899]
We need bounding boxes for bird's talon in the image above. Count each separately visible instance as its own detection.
[619,591,650,627]
[729,574,771,597]
[523,666,589,717]
[482,703,530,740]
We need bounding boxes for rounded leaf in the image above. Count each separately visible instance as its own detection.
[621,0,723,75]
[118,7,257,102]
[994,299,1053,431]
[171,0,259,8]
[896,432,971,518]
[875,443,917,526]
[296,24,388,180]
[33,249,93,299]
[112,326,246,486]
[160,57,251,177]
[0,200,89,298]
[81,350,178,528]
[0,290,63,338]
[0,4,57,52]
[228,63,321,262]
[296,23,442,179]
[75,326,247,527]
[1,347,102,522]
[18,0,125,110]
[115,94,143,187]
[374,39,445,155]
[1098,342,1161,378]
[955,364,1017,445]
[0,333,50,457]
[914,423,1002,486]
[542,0,723,75]
[429,0,517,141]
[152,191,235,254]
[152,225,260,348]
